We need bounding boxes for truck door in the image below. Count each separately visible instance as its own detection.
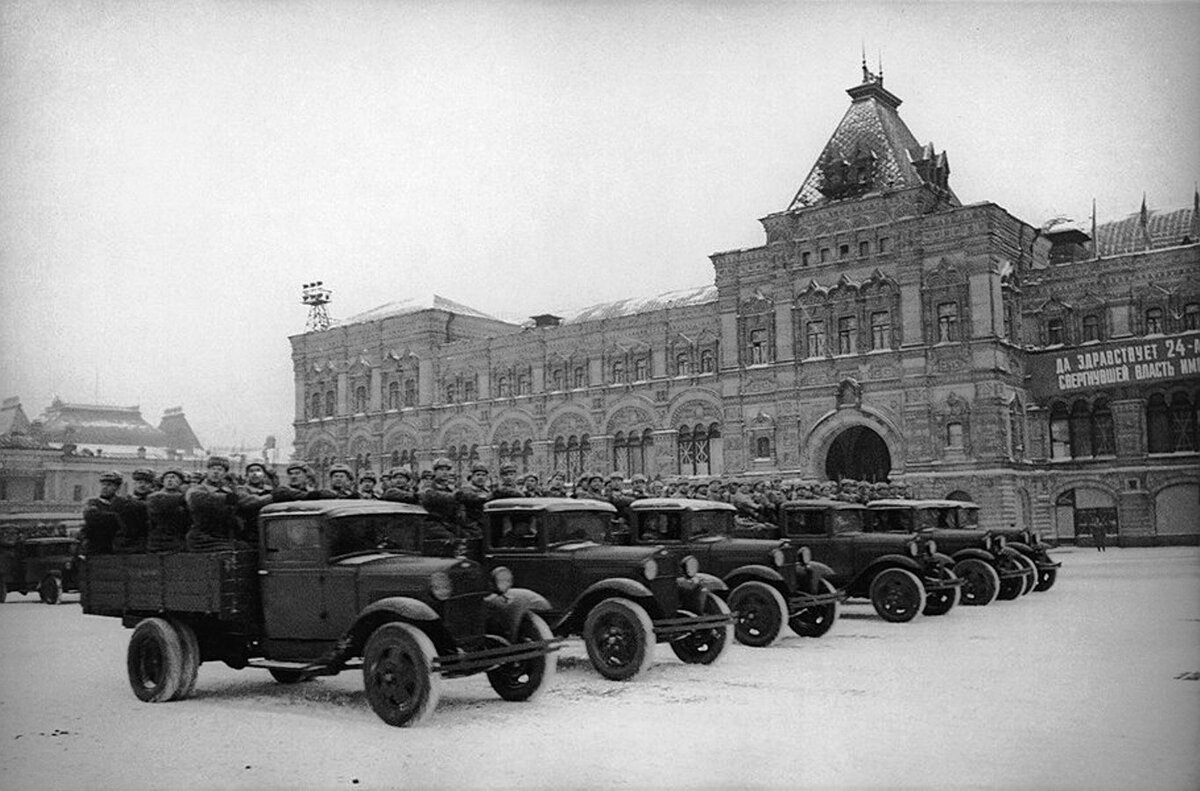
[260,516,328,641]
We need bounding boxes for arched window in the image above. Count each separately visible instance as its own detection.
[612,428,653,476]
[325,391,335,417]
[1151,391,1199,453]
[611,361,625,384]
[573,366,586,388]
[676,352,691,376]
[553,434,588,479]
[354,386,367,413]
[1092,398,1115,455]
[446,383,457,403]
[1047,318,1065,345]
[552,369,564,390]
[699,349,715,373]
[311,392,322,419]
[1049,401,1071,459]
[634,358,648,381]
[1145,307,1164,334]
[463,380,475,401]
[497,376,510,397]
[1082,314,1101,343]
[937,302,959,342]
[388,381,400,410]
[404,379,416,407]
[678,423,719,476]
[1147,394,1170,453]
[749,329,767,364]
[806,321,826,357]
[755,436,771,459]
[517,374,530,395]
[946,422,964,448]
[837,316,857,355]
[390,450,400,467]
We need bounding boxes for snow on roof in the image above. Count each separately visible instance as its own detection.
[560,285,717,325]
[344,294,507,325]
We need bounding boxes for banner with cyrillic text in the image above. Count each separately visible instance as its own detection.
[1027,333,1200,396]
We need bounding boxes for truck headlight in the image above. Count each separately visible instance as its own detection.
[491,566,513,594]
[995,535,1006,550]
[798,546,812,565]
[642,558,658,581]
[681,555,700,577]
[925,540,937,555]
[1027,531,1039,546]
[771,548,786,567]
[430,571,453,601]
[907,541,919,557]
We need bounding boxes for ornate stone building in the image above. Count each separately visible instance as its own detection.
[291,67,1199,544]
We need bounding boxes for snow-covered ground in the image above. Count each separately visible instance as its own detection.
[1,547,1198,790]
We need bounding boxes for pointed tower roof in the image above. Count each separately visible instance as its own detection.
[789,63,959,210]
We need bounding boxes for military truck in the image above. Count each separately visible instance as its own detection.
[776,500,962,623]
[864,500,1036,604]
[945,501,1061,592]
[621,498,844,645]
[480,498,734,680]
[80,500,560,727]
[0,536,80,604]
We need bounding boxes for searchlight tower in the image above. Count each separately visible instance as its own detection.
[301,281,333,331]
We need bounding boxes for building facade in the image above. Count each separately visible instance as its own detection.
[290,69,1199,544]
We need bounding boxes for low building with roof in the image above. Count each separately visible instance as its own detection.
[289,65,1198,546]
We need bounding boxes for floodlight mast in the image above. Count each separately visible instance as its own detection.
[301,281,332,331]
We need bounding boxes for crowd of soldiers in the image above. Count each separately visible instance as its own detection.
[80,453,911,555]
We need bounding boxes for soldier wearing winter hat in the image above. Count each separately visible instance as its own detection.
[271,462,315,503]
[80,470,125,556]
[111,468,156,553]
[381,467,418,505]
[488,462,525,501]
[147,468,191,552]
[327,463,359,499]
[236,461,275,540]
[458,463,491,534]
[358,471,380,500]
[185,456,243,552]
[420,458,463,529]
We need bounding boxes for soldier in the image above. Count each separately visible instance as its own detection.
[458,463,491,536]
[358,471,380,500]
[377,469,392,495]
[327,464,359,499]
[576,472,608,503]
[629,473,649,499]
[236,461,275,541]
[381,468,419,504]
[521,473,543,497]
[489,462,525,500]
[185,456,243,552]
[111,467,155,553]
[420,457,464,530]
[272,462,314,502]
[147,468,190,552]
[80,470,125,555]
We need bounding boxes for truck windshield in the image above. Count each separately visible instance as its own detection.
[868,509,911,533]
[830,509,862,534]
[691,511,733,538]
[958,508,980,528]
[329,515,429,558]
[546,512,611,546]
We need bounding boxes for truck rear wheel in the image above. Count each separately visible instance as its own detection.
[728,580,788,647]
[168,618,201,701]
[362,622,442,727]
[789,580,840,638]
[486,612,556,702]
[38,574,62,605]
[583,598,654,681]
[869,568,925,623]
[127,618,185,702]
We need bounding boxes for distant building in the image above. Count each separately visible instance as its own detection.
[0,397,206,514]
[289,68,1199,545]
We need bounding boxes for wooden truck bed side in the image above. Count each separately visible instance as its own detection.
[81,551,260,622]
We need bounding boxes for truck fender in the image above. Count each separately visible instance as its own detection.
[725,565,786,589]
[951,547,996,564]
[997,546,1026,563]
[578,577,654,603]
[806,561,836,580]
[862,555,925,581]
[930,552,956,567]
[340,597,442,662]
[686,571,728,593]
[485,589,551,640]
[357,596,440,623]
[1005,541,1033,555]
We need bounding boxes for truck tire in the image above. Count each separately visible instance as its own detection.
[1016,555,1037,596]
[583,598,655,681]
[996,556,1026,601]
[869,568,925,623]
[922,569,960,616]
[127,618,185,702]
[789,580,840,638]
[670,590,733,665]
[486,612,556,702]
[168,618,201,701]
[362,622,442,727]
[954,558,1000,606]
[38,574,62,605]
[728,580,788,647]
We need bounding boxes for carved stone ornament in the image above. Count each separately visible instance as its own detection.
[836,377,863,409]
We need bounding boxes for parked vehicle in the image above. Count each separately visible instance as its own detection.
[864,500,1036,604]
[947,501,1061,591]
[80,500,560,727]
[0,536,80,604]
[775,500,962,623]
[619,498,844,645]
[479,498,734,680]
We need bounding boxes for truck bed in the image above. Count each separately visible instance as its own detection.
[81,551,259,623]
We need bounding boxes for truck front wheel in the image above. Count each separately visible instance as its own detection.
[362,622,442,727]
[789,580,840,638]
[728,580,787,647]
[127,618,185,702]
[486,612,556,702]
[670,590,732,664]
[38,574,62,604]
[869,568,925,623]
[583,598,654,681]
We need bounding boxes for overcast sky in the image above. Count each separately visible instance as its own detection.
[2,0,1198,457]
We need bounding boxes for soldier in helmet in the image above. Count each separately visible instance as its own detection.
[81,470,126,555]
[576,472,608,503]
[185,456,243,552]
[147,468,191,552]
[272,462,314,502]
[112,467,155,553]
[381,468,419,504]
[421,457,464,530]
[358,471,380,500]
[521,473,543,498]
[489,462,525,500]
[327,463,359,499]
[458,463,491,536]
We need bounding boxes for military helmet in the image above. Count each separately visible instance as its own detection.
[389,467,412,480]
[131,467,156,483]
[470,463,489,474]
[286,461,310,475]
[359,471,377,483]
[328,463,353,478]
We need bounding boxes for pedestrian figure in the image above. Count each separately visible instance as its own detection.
[1091,518,1107,552]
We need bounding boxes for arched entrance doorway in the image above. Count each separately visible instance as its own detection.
[825,425,891,482]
